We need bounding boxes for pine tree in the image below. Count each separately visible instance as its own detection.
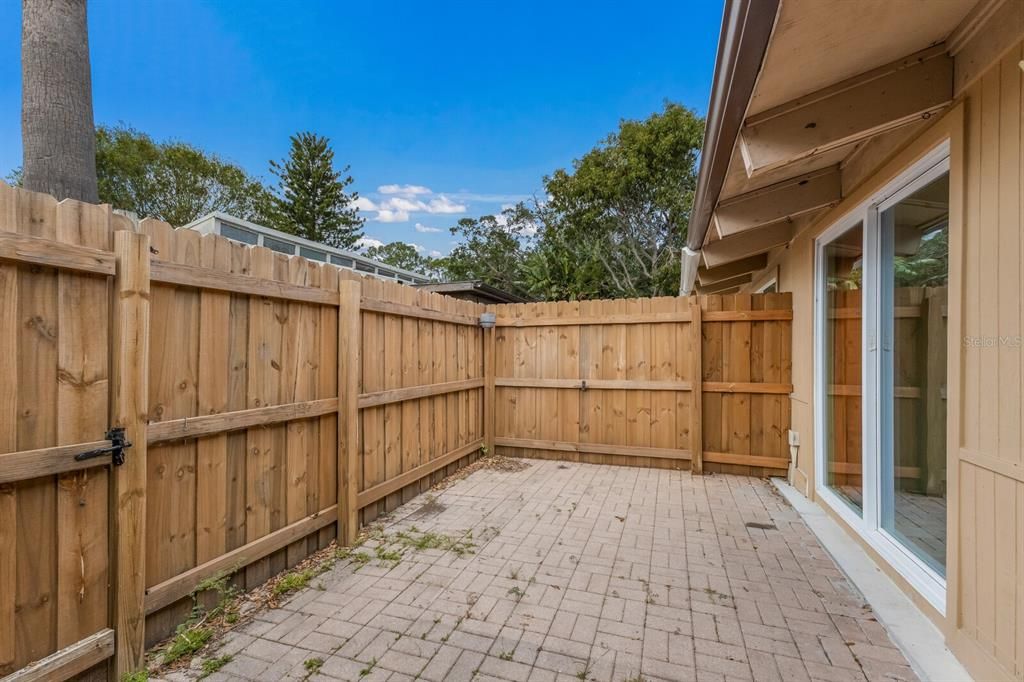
[263,132,365,249]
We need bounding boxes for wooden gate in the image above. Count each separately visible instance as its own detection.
[490,294,793,475]
[0,196,148,679]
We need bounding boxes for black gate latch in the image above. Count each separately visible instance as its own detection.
[74,427,132,466]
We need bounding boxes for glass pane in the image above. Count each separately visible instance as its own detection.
[880,172,949,575]
[263,236,295,255]
[299,246,326,262]
[220,223,258,245]
[824,221,864,514]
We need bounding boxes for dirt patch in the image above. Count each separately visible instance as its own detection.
[407,494,448,520]
[430,453,531,491]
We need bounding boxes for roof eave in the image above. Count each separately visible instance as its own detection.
[681,0,781,294]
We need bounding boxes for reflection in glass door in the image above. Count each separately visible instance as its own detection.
[816,146,951,610]
[823,221,864,515]
[879,171,949,576]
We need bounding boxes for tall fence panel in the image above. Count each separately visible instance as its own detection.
[492,293,793,475]
[0,186,127,678]
[354,278,485,525]
[137,218,347,644]
[0,183,488,676]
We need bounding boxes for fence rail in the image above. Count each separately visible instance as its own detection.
[0,181,794,680]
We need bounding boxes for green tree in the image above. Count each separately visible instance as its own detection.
[94,125,271,226]
[434,206,533,297]
[363,241,436,276]
[529,102,703,298]
[263,132,364,249]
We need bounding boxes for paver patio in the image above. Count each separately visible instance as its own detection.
[200,460,918,682]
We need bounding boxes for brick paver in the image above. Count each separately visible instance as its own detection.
[193,460,918,681]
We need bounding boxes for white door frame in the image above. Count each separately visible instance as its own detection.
[813,140,950,615]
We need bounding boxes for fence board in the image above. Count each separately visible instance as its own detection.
[196,233,230,566]
[14,191,60,668]
[316,265,340,549]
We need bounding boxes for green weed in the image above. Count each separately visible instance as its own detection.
[359,657,377,677]
[304,657,324,677]
[162,624,213,664]
[120,671,149,682]
[200,654,233,678]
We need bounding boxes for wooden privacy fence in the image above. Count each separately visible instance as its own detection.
[0,182,791,680]
[0,183,485,680]
[490,294,794,475]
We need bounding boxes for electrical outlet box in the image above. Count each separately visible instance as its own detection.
[787,430,800,447]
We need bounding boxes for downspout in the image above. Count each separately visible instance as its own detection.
[680,0,780,295]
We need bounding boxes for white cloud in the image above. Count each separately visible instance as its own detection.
[429,250,443,258]
[375,208,410,223]
[354,184,472,223]
[356,236,384,250]
[415,223,442,233]
[407,243,425,253]
[378,184,432,196]
[425,195,466,214]
[386,196,425,212]
[353,196,379,211]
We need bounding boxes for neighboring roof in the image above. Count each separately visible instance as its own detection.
[683,0,981,294]
[413,280,529,304]
[185,211,431,284]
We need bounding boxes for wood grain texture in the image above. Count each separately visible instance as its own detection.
[338,279,361,544]
[111,229,150,676]
[0,230,114,275]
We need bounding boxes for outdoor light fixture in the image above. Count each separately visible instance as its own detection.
[479,312,496,328]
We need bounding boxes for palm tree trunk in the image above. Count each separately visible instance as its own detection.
[21,0,99,203]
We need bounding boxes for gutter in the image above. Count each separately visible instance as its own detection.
[680,0,780,295]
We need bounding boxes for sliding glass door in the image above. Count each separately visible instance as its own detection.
[879,170,949,577]
[816,144,950,607]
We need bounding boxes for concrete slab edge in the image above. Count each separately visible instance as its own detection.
[771,477,972,682]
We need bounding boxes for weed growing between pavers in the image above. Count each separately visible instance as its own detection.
[358,657,378,677]
[302,656,324,679]
[163,624,214,665]
[199,654,232,678]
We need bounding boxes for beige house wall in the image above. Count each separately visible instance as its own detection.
[754,40,1024,682]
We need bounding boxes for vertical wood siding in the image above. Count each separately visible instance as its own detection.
[957,42,1024,681]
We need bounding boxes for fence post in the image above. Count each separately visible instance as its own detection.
[689,297,704,475]
[338,278,362,545]
[482,310,496,456]
[111,230,150,677]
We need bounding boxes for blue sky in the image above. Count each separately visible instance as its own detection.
[0,1,722,256]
